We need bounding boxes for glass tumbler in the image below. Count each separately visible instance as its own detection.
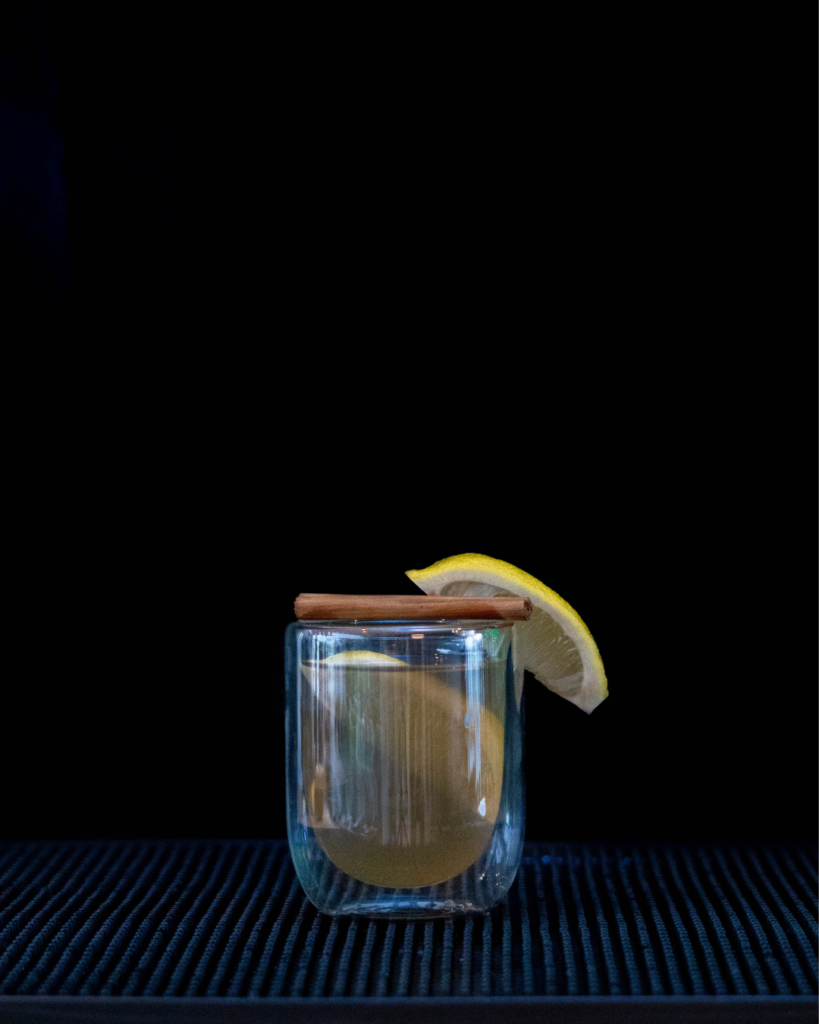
[285,619,524,917]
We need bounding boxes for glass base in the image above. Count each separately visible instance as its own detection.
[331,897,486,919]
[291,824,523,919]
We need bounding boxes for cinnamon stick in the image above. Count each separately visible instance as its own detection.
[294,593,532,621]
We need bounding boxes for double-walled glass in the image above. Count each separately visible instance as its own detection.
[285,620,524,917]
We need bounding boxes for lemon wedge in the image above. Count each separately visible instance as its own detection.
[406,553,608,714]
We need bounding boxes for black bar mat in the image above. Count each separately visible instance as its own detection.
[0,839,814,1022]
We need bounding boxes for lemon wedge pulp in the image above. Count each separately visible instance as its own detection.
[407,553,608,714]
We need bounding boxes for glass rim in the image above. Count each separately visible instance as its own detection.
[291,618,516,627]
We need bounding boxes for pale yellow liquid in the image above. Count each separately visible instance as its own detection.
[300,658,505,888]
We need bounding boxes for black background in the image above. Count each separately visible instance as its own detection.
[3,8,815,844]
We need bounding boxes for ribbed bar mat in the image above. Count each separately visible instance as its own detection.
[0,840,814,1023]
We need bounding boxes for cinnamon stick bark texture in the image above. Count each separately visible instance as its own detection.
[294,594,532,621]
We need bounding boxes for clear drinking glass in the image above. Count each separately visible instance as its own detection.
[285,619,524,917]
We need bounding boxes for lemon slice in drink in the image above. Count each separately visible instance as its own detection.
[407,553,608,714]
[300,649,505,887]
